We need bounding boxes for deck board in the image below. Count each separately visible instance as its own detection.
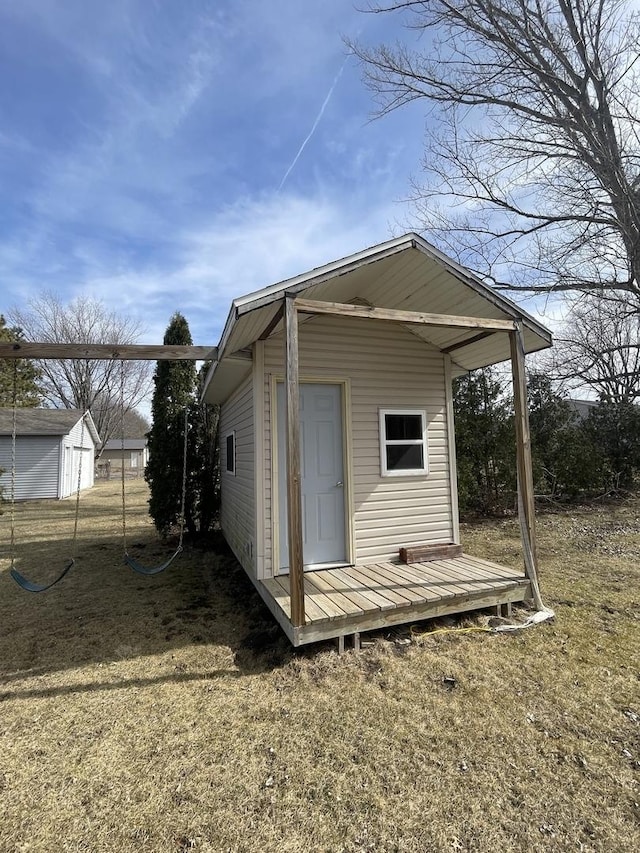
[348,565,417,607]
[456,554,520,579]
[307,571,365,616]
[320,568,389,612]
[375,561,458,600]
[428,559,501,593]
[342,566,398,611]
[450,559,517,587]
[302,576,348,620]
[373,562,453,602]
[360,565,419,606]
[263,553,531,646]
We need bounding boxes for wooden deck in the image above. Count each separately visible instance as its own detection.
[258,554,531,646]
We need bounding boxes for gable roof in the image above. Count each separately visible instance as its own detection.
[0,408,101,444]
[203,232,553,403]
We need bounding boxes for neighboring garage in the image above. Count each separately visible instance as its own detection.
[0,409,100,500]
[98,438,148,478]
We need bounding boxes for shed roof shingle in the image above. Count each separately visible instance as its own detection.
[0,408,97,439]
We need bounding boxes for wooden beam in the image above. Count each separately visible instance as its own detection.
[284,294,305,628]
[294,298,517,332]
[258,302,284,340]
[510,322,544,610]
[441,330,496,354]
[0,343,218,361]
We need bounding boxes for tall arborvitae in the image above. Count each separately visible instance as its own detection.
[0,315,41,407]
[145,313,197,538]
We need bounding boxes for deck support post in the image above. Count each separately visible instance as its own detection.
[285,294,306,628]
[509,322,544,610]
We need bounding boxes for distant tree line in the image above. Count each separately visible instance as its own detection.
[454,369,640,515]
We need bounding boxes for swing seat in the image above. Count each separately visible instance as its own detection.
[124,547,183,576]
[10,559,76,593]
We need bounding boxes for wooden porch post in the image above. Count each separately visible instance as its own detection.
[509,321,544,610]
[284,293,305,627]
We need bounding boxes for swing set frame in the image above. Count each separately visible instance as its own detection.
[1,341,216,590]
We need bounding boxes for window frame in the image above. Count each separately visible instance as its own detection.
[379,408,429,477]
[225,430,236,476]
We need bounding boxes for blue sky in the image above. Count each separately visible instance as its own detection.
[0,0,434,348]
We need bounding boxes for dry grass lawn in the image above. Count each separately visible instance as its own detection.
[1,480,639,852]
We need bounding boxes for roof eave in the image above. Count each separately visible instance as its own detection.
[201,231,553,402]
[80,412,101,445]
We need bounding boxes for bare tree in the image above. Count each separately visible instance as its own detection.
[350,0,640,307]
[549,294,640,401]
[9,293,151,449]
[121,407,151,438]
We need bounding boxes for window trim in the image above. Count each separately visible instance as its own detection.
[225,430,236,476]
[379,408,428,477]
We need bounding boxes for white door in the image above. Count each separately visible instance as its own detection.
[277,382,346,572]
[71,447,93,493]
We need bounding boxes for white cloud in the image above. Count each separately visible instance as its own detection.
[76,190,400,346]
[0,0,432,363]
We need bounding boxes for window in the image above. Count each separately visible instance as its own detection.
[379,409,428,476]
[225,432,236,475]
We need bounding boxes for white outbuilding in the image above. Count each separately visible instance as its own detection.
[0,409,100,500]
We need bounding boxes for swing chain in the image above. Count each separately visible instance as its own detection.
[9,362,17,570]
[120,361,128,555]
[72,412,86,556]
[7,363,83,592]
[177,405,189,549]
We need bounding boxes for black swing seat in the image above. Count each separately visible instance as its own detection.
[124,547,183,576]
[10,559,76,593]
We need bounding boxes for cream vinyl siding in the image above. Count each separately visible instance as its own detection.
[220,375,256,576]
[263,314,453,572]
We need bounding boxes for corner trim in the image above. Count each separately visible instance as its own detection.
[444,354,461,545]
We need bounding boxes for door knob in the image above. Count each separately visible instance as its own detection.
[335,481,343,488]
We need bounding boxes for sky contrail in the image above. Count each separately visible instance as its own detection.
[277,57,348,192]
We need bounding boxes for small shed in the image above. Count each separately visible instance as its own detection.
[202,233,553,646]
[99,438,148,477]
[0,409,100,500]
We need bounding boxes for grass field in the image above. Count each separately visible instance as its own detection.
[1,480,639,852]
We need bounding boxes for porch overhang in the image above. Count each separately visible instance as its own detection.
[202,233,552,404]
[200,351,253,405]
